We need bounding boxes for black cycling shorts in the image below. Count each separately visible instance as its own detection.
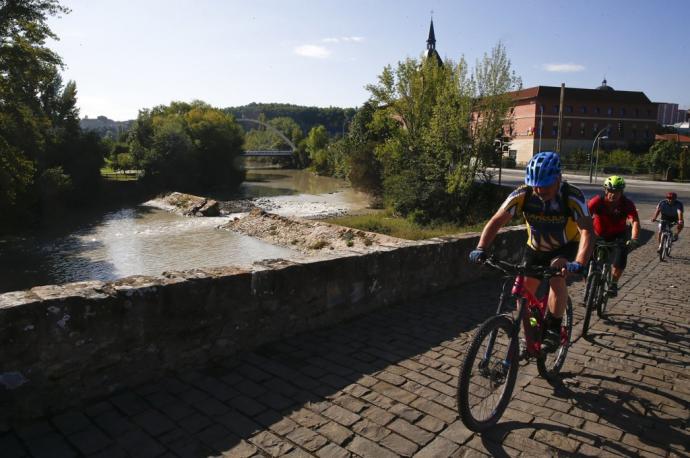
[522,242,578,271]
[601,236,628,270]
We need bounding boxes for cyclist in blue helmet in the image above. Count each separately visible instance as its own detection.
[469,151,594,352]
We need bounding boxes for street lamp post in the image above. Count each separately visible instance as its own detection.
[593,135,608,183]
[494,138,503,185]
[589,126,610,183]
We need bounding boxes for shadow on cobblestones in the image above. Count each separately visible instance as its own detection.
[479,420,636,457]
[603,313,690,348]
[3,279,506,457]
[552,374,689,454]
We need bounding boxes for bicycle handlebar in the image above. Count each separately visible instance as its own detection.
[652,219,677,227]
[594,240,625,248]
[484,256,565,279]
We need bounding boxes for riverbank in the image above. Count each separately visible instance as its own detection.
[219,208,414,256]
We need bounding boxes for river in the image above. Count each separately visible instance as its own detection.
[0,169,372,293]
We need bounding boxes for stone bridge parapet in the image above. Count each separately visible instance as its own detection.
[0,227,525,425]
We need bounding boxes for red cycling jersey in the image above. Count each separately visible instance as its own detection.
[588,194,638,240]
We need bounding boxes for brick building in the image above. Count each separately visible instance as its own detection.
[505,80,657,164]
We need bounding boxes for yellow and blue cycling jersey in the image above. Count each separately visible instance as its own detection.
[499,182,589,252]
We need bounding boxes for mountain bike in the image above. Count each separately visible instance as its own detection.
[581,240,621,337]
[654,220,676,262]
[457,257,573,432]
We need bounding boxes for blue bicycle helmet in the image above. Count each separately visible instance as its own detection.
[525,152,561,187]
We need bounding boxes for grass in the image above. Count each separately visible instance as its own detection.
[100,166,141,181]
[327,211,489,240]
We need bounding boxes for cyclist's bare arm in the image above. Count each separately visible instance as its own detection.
[477,209,513,250]
[630,214,641,240]
[651,207,661,222]
[574,215,594,266]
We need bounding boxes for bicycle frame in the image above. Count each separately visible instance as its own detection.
[483,273,553,368]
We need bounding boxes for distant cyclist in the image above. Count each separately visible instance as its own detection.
[469,152,594,352]
[651,192,684,250]
[587,176,640,297]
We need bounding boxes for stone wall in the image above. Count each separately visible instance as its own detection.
[0,227,525,426]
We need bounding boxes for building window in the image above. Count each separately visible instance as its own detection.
[566,122,572,136]
[618,121,624,137]
[595,107,601,115]
[621,108,626,116]
[553,105,559,114]
[580,122,586,137]
[551,121,558,136]
[592,123,599,138]
[566,105,573,114]
[509,150,517,160]
[607,107,613,116]
[580,106,587,114]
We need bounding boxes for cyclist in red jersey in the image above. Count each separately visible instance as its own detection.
[587,176,640,297]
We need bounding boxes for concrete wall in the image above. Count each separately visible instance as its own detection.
[0,228,526,425]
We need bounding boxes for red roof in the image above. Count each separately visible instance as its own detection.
[655,133,690,143]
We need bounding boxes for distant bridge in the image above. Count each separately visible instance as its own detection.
[236,118,297,158]
[240,150,294,157]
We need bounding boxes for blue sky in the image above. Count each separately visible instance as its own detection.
[48,0,689,121]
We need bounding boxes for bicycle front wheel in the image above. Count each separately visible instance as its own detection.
[457,314,518,432]
[582,271,600,337]
[537,297,573,382]
[660,233,668,262]
[597,264,611,317]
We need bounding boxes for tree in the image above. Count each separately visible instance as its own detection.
[305,125,330,174]
[0,0,108,228]
[365,42,521,222]
[646,141,680,178]
[680,146,690,181]
[129,101,245,191]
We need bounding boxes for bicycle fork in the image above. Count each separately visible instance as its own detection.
[479,298,524,379]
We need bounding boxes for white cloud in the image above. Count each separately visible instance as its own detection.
[322,36,365,43]
[294,44,331,59]
[541,63,586,73]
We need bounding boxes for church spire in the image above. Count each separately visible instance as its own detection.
[427,18,436,51]
[424,16,443,67]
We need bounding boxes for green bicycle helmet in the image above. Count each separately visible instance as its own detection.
[603,175,625,191]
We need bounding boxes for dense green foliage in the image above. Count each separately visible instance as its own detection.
[0,0,106,228]
[128,101,245,191]
[646,140,681,176]
[357,43,522,223]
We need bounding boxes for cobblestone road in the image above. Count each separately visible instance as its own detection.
[2,225,689,457]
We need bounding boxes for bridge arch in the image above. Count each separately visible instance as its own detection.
[236,118,297,152]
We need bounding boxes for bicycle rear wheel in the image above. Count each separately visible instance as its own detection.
[582,271,600,337]
[665,237,672,259]
[537,297,573,382]
[457,314,518,432]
